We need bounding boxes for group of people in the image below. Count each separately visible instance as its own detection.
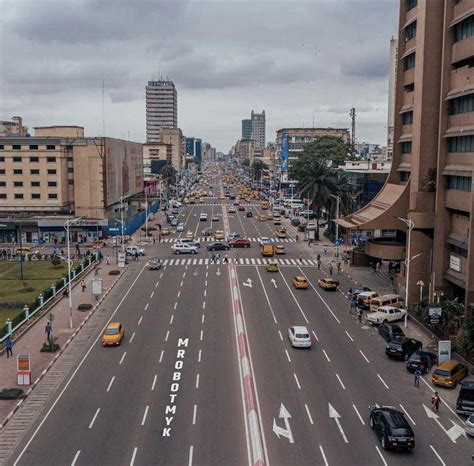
[210,252,230,264]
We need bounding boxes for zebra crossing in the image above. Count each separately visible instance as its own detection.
[160,237,296,243]
[159,257,318,267]
[189,203,261,207]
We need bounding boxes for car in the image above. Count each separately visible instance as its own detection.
[176,222,185,232]
[273,219,282,225]
[293,276,308,289]
[299,209,314,216]
[179,239,201,248]
[258,215,267,221]
[161,227,171,236]
[126,246,145,256]
[406,350,437,374]
[261,244,274,256]
[369,406,415,451]
[288,326,312,348]
[378,323,405,342]
[146,257,161,270]
[171,207,179,215]
[219,195,225,200]
[170,218,179,227]
[352,287,372,299]
[171,243,198,255]
[226,233,241,241]
[102,322,125,346]
[275,245,286,255]
[258,237,271,246]
[266,260,279,272]
[207,241,230,251]
[185,230,195,240]
[214,229,225,240]
[457,381,474,416]
[291,218,301,227]
[228,206,236,213]
[276,228,287,238]
[233,200,240,206]
[432,360,468,388]
[385,337,422,360]
[202,227,212,236]
[212,215,219,222]
[465,414,474,436]
[199,213,208,221]
[318,277,339,290]
[229,238,251,248]
[273,212,281,218]
[246,211,253,217]
[366,306,407,325]
[239,205,246,211]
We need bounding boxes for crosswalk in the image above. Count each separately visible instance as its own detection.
[189,203,261,207]
[160,237,296,243]
[158,257,318,267]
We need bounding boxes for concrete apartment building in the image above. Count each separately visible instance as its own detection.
[241,119,252,140]
[145,80,178,143]
[159,127,183,170]
[338,0,474,306]
[387,38,398,161]
[143,143,172,179]
[0,116,29,137]
[251,110,266,148]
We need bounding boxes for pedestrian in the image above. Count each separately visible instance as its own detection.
[348,287,353,299]
[210,253,216,264]
[350,298,356,314]
[5,336,13,358]
[317,259,321,270]
[337,262,341,274]
[223,253,229,264]
[431,391,441,413]
[235,252,239,264]
[328,264,333,275]
[414,369,421,388]
[63,288,69,299]
[323,246,328,255]
[81,280,86,292]
[45,321,52,342]
[295,234,299,242]
[106,256,111,265]
[153,236,156,245]
[134,251,139,262]
[216,253,221,263]
[357,307,363,323]
[299,252,302,262]
[317,253,321,262]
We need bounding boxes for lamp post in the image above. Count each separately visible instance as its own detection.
[144,185,149,239]
[330,194,341,260]
[119,195,125,253]
[417,280,424,302]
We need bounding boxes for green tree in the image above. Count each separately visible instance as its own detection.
[300,135,350,167]
[251,160,268,181]
[161,164,177,200]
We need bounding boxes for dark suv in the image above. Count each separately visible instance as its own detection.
[369,406,415,451]
[385,337,422,360]
[378,324,405,342]
[406,350,437,374]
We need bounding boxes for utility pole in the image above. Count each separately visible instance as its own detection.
[350,108,356,158]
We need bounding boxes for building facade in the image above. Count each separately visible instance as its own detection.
[387,38,398,161]
[0,116,29,137]
[159,127,183,170]
[145,80,178,143]
[242,119,252,140]
[143,143,173,178]
[251,110,266,148]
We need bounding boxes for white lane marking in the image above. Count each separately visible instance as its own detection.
[255,266,278,324]
[119,352,126,365]
[420,376,465,422]
[200,330,203,341]
[180,280,184,287]
[353,404,365,425]
[188,445,194,466]
[155,281,159,288]
[174,302,178,310]
[359,349,370,363]
[196,373,200,389]
[71,450,81,466]
[377,373,389,389]
[141,405,149,426]
[430,445,446,466]
[165,330,170,341]
[106,376,115,392]
[160,272,163,278]
[399,404,416,425]
[285,349,291,362]
[201,314,205,324]
[336,373,346,390]
[151,374,158,391]
[278,330,283,341]
[204,289,207,297]
[319,445,329,466]
[150,291,154,299]
[144,303,149,311]
[278,269,310,323]
[88,408,100,429]
[202,301,206,309]
[305,404,314,425]
[159,350,164,363]
[198,349,202,362]
[205,280,208,286]
[130,447,138,466]
[129,332,136,343]
[293,373,301,389]
[177,291,181,298]
[183,272,186,278]
[374,445,388,466]
[206,271,208,277]
[312,330,319,342]
[137,316,143,326]
[345,330,354,341]
[170,315,174,325]
[192,404,197,425]
[322,349,331,362]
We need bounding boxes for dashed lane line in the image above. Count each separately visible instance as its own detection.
[312,330,319,342]
[430,445,446,466]
[322,349,331,362]
[144,303,149,311]
[285,349,291,362]
[293,373,302,390]
[278,330,284,341]
[198,349,202,363]
[88,408,100,429]
[119,352,126,365]
[200,330,203,341]
[336,373,346,390]
[130,447,138,466]
[159,350,164,363]
[129,332,136,343]
[359,349,370,363]
[188,445,194,466]
[399,404,416,425]
[353,404,365,425]
[141,405,149,426]
[170,315,174,325]
[71,450,81,466]
[137,316,143,326]
[195,373,200,389]
[319,445,329,466]
[165,330,170,341]
[345,330,354,341]
[305,404,314,425]
[377,374,389,390]
[192,404,197,425]
[106,376,115,392]
[151,375,157,391]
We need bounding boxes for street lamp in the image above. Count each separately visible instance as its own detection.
[434,290,444,304]
[417,280,424,302]
[330,194,341,259]
[398,216,416,328]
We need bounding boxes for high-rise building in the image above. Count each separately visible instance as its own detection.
[338,0,474,306]
[251,110,266,148]
[160,128,183,170]
[242,119,252,140]
[387,38,398,161]
[145,80,178,143]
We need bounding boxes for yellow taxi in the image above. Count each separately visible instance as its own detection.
[292,276,309,289]
[432,360,468,388]
[161,227,171,235]
[260,201,269,210]
[273,219,282,225]
[266,260,279,272]
[275,245,286,255]
[258,215,267,221]
[276,228,287,238]
[186,230,195,240]
[102,322,124,346]
[214,229,225,240]
[318,277,339,290]
[219,195,226,200]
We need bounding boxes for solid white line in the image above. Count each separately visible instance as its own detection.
[278,330,283,341]
[359,349,370,363]
[170,315,174,325]
[255,266,278,324]
[305,404,314,424]
[106,376,115,392]
[129,332,136,343]
[336,373,346,390]
[192,404,197,425]
[151,374,157,391]
[141,405,149,426]
[198,349,202,362]
[165,330,170,341]
[88,408,100,429]
[201,314,205,324]
[374,445,387,466]
[150,291,154,299]
[377,373,389,390]
[319,445,329,466]
[144,303,149,311]
[188,445,194,466]
[119,352,126,365]
[399,403,416,425]
[71,450,81,466]
[137,316,143,326]
[293,373,301,389]
[353,404,365,425]
[200,330,203,341]
[285,349,291,362]
[345,330,354,341]
[196,373,200,389]
[430,445,446,466]
[130,447,138,466]
[312,330,319,342]
[322,349,331,362]
[159,350,164,363]
[174,302,178,310]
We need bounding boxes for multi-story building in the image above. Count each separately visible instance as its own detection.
[0,116,29,137]
[186,137,202,165]
[143,143,173,179]
[387,38,398,161]
[251,110,266,148]
[159,127,183,170]
[338,0,474,306]
[236,139,256,165]
[241,119,252,140]
[145,80,178,143]
[276,127,351,181]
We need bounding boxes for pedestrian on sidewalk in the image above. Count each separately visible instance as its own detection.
[45,321,52,343]
[431,391,441,412]
[295,234,299,242]
[63,288,69,299]
[106,256,111,265]
[5,336,13,358]
[414,369,421,387]
[81,280,86,292]
[323,246,328,255]
[328,264,333,275]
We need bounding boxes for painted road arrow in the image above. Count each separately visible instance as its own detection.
[272,403,294,443]
[329,403,348,443]
[423,404,466,443]
[243,278,253,288]
[270,278,277,288]
[216,268,221,276]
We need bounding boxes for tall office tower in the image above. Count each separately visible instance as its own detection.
[146,80,178,143]
[242,119,252,140]
[386,38,398,161]
[251,110,266,148]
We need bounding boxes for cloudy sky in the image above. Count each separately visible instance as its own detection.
[0,0,398,153]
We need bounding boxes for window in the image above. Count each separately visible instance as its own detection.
[0,145,3,150]
[13,169,23,175]
[12,156,22,162]
[447,175,472,191]
[454,15,474,42]
[400,171,410,182]
[68,179,74,185]
[402,112,413,125]
[47,169,56,175]
[31,193,41,199]
[401,141,412,154]
[0,156,4,162]
[0,181,5,187]
[31,181,40,187]
[404,83,414,92]
[48,193,58,199]
[68,167,74,173]
[46,156,56,162]
[30,169,40,175]
[0,169,5,175]
[404,53,416,70]
[29,145,38,150]
[14,193,24,199]
[448,135,474,152]
[0,194,6,199]
[406,0,417,10]
[449,94,474,115]
[13,181,23,187]
[405,21,417,41]
[29,156,39,162]
[12,145,21,150]
[46,145,56,150]
[48,181,57,187]
[448,243,468,258]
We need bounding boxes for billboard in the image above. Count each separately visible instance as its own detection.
[281,131,289,174]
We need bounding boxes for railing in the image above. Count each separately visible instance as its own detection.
[0,253,98,344]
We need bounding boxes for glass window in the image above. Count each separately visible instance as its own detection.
[404,53,416,70]
[29,145,38,150]
[448,136,474,152]
[30,169,40,175]
[31,193,41,199]
[0,169,5,175]
[406,0,417,10]
[68,167,74,173]
[404,83,414,92]
[0,181,6,187]
[405,21,417,41]
[47,169,56,175]
[48,193,58,199]
[401,141,412,154]
[454,15,474,43]
[0,194,6,199]
[46,156,56,162]
[13,169,23,175]
[48,181,57,187]
[400,171,411,182]
[13,181,23,187]
[46,145,56,150]
[14,193,24,199]
[447,175,472,191]
[402,111,413,125]
[448,243,468,258]
[31,181,40,187]
[12,145,21,150]
[12,156,22,162]
[449,94,474,115]
[29,156,39,162]
[0,145,3,150]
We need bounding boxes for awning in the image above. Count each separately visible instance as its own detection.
[446,87,474,100]
[446,232,468,248]
[444,270,466,288]
[336,182,410,230]
[449,8,474,28]
[401,47,416,60]
[442,164,472,177]
[399,105,414,114]
[398,133,413,142]
[444,125,474,137]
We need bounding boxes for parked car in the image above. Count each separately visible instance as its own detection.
[385,337,422,360]
[207,241,230,251]
[172,243,198,255]
[366,306,407,325]
[432,360,468,388]
[465,414,474,436]
[126,246,145,256]
[229,238,251,248]
[457,381,474,416]
[406,350,437,374]
[288,326,312,348]
[378,324,405,342]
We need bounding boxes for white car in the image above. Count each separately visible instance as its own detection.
[126,246,145,256]
[366,305,407,325]
[171,243,198,255]
[227,233,241,242]
[465,414,474,436]
[199,213,208,221]
[288,326,312,348]
[176,222,185,232]
[258,237,271,246]
[228,206,236,213]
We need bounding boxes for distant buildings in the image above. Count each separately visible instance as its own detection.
[387,38,398,161]
[159,127,183,170]
[0,116,29,137]
[250,110,266,148]
[241,119,252,140]
[186,137,202,165]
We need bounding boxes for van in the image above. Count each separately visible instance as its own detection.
[432,360,468,388]
[369,294,404,312]
[261,245,274,257]
[456,380,474,415]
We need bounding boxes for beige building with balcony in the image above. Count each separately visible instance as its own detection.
[159,128,183,170]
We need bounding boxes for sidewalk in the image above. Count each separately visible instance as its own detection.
[0,246,124,424]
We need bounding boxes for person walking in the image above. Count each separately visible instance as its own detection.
[431,391,441,413]
[134,251,139,262]
[235,252,239,264]
[348,287,353,299]
[356,307,363,323]
[81,280,86,292]
[5,336,13,358]
[337,262,341,274]
[216,253,221,263]
[45,321,52,343]
[317,253,321,262]
[328,264,333,275]
[414,369,421,388]
[210,253,216,264]
[350,298,356,315]
[317,259,321,270]
[295,234,299,242]
[299,252,302,262]
[323,245,328,255]
[223,253,229,264]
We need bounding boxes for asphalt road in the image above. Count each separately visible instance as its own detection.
[8,174,474,466]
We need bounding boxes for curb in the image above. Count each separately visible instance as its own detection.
[0,267,127,431]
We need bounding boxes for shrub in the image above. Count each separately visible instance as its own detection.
[50,257,61,268]
[40,342,60,352]
[77,303,93,311]
[109,270,120,275]
[0,388,25,400]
